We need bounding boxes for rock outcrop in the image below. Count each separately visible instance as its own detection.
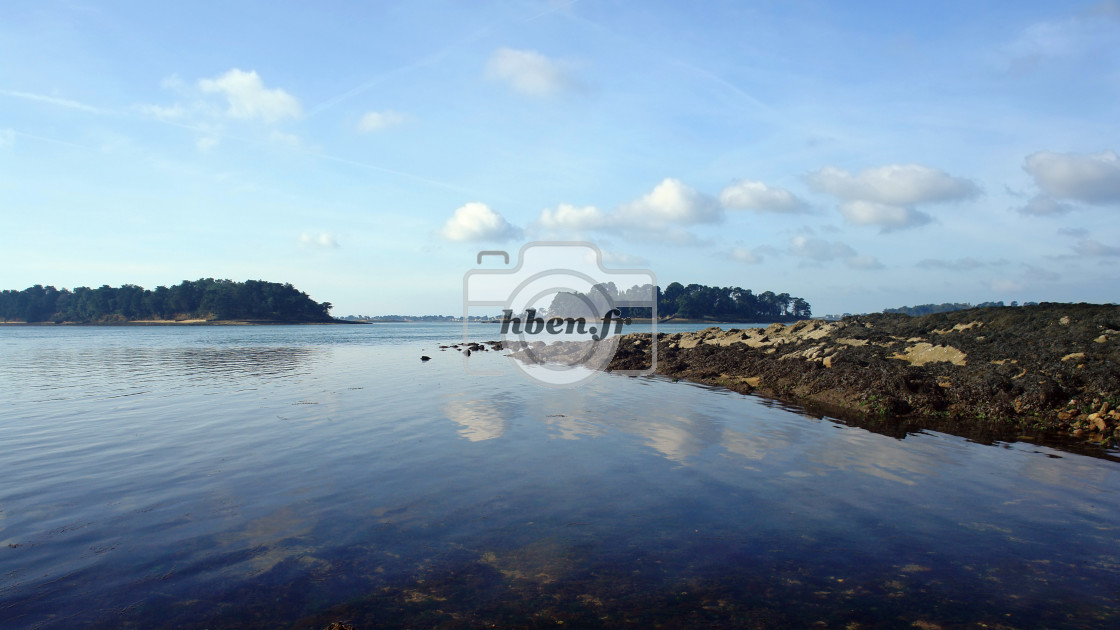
[602,303,1120,448]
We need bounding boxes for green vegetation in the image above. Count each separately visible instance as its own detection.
[548,282,811,322]
[883,301,1039,316]
[658,282,810,320]
[0,279,334,323]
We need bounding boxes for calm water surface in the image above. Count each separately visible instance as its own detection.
[1,324,1118,629]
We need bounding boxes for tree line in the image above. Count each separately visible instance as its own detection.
[547,282,811,321]
[0,279,334,323]
[658,282,810,320]
[881,301,1033,316]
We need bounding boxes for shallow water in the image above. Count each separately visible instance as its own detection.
[1,324,1118,629]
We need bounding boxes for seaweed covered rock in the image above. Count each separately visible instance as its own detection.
[602,303,1120,448]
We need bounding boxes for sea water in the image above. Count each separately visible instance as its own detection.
[1,324,1118,628]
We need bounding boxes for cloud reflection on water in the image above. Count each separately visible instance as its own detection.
[443,397,513,442]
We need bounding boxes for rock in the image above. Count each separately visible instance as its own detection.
[465,349,471,357]
[932,321,983,334]
[420,355,431,362]
[1092,415,1108,432]
[584,303,1120,447]
[888,342,967,366]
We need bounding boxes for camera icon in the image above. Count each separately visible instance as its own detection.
[463,241,657,387]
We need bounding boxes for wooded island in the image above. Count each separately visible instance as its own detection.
[0,279,334,323]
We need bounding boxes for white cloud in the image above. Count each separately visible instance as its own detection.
[617,178,722,226]
[916,257,1000,270]
[485,48,579,97]
[598,250,649,266]
[1005,19,1082,62]
[537,203,611,231]
[198,69,302,123]
[135,103,186,120]
[990,279,1026,293]
[1074,238,1120,257]
[139,73,303,151]
[299,232,339,249]
[190,121,223,152]
[789,236,856,261]
[1023,264,1060,282]
[0,89,103,113]
[532,179,719,245]
[719,179,807,212]
[729,247,762,264]
[358,110,409,132]
[839,201,933,231]
[196,136,219,152]
[161,74,187,92]
[440,202,520,242]
[989,263,1062,294]
[789,236,881,269]
[1017,195,1073,216]
[807,164,976,231]
[844,255,884,270]
[807,164,980,206]
[1000,6,1120,68]
[268,130,302,148]
[632,227,711,246]
[1022,150,1120,205]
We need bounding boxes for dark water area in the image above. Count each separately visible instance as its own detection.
[1,324,1118,629]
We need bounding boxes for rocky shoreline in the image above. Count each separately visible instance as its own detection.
[607,303,1120,449]
[510,303,1119,450]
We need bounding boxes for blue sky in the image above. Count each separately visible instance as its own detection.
[2,1,1118,316]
